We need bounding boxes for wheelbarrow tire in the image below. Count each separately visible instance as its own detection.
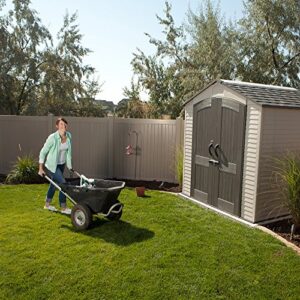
[107,209,122,221]
[71,203,92,230]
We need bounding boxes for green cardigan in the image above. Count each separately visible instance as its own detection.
[39,131,72,173]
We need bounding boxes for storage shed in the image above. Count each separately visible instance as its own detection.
[182,79,300,223]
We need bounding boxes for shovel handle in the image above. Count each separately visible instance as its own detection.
[70,168,81,178]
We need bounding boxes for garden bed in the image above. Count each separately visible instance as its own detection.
[111,178,181,193]
[264,219,300,248]
[0,174,6,183]
[67,177,181,192]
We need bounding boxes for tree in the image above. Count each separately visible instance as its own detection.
[115,98,129,118]
[237,0,300,87]
[183,1,238,97]
[0,0,102,116]
[75,98,106,117]
[0,0,52,115]
[131,53,172,117]
[129,1,238,118]
[130,1,186,119]
[121,80,149,118]
[37,12,101,116]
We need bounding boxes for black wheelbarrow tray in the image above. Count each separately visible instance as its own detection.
[44,170,125,230]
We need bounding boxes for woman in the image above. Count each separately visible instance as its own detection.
[38,117,72,214]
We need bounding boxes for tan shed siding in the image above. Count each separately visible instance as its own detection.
[255,107,300,222]
[241,101,262,222]
[182,104,193,195]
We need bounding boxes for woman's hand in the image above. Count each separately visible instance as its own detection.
[38,164,45,177]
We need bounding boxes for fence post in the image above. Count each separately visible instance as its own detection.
[107,116,114,178]
[48,113,54,135]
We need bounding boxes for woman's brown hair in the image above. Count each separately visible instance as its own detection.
[56,117,68,126]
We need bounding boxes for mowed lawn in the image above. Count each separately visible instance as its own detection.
[0,184,300,300]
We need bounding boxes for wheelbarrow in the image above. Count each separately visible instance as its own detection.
[44,170,125,230]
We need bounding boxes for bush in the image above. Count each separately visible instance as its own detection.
[175,147,184,187]
[6,155,43,184]
[274,153,300,227]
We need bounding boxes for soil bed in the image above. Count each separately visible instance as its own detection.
[111,178,181,193]
[264,219,300,248]
[0,174,181,192]
[0,174,6,184]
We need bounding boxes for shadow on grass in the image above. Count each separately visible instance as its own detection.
[137,195,151,199]
[61,218,155,246]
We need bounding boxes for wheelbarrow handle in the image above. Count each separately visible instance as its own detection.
[43,174,77,205]
[44,175,62,191]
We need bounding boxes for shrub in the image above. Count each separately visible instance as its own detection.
[175,147,184,187]
[6,155,42,184]
[274,153,300,227]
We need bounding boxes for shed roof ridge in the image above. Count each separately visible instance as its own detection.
[220,79,297,91]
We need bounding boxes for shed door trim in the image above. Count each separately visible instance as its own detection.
[195,98,212,110]
[222,98,240,112]
[191,97,246,216]
[195,155,209,167]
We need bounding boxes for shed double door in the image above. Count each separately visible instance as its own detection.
[191,97,246,216]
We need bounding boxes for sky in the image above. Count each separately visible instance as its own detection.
[4,0,245,104]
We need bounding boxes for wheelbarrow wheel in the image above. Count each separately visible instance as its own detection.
[107,209,122,221]
[71,203,92,230]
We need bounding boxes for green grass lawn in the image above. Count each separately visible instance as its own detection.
[1,184,300,300]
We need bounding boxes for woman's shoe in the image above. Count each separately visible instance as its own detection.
[44,205,57,212]
[61,208,71,215]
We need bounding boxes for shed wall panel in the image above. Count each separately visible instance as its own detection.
[255,107,300,222]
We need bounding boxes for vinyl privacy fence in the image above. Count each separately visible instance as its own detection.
[0,115,184,183]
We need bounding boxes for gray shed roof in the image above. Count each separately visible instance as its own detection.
[184,79,300,108]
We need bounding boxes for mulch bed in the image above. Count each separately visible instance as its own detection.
[264,219,300,248]
[0,173,47,185]
[110,178,181,193]
[0,174,6,184]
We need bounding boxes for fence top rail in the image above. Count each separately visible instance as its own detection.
[0,115,48,120]
[0,115,182,124]
[113,118,177,124]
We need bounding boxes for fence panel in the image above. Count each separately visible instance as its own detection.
[0,116,49,174]
[66,117,109,178]
[0,115,184,182]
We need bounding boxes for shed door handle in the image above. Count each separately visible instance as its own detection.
[214,144,220,159]
[208,142,219,161]
[208,142,214,157]
[209,159,219,165]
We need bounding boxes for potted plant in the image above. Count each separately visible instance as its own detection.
[135,186,145,197]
